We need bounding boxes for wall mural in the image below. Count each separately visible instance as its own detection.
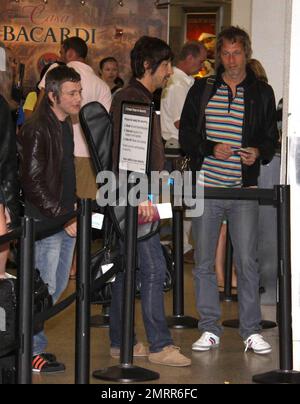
[0,0,168,92]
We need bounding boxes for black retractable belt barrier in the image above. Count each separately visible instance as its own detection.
[93,181,159,382]
[188,187,276,330]
[0,209,79,385]
[253,185,300,384]
[16,212,79,384]
[164,152,198,328]
[167,207,198,328]
[221,209,276,329]
[17,217,35,385]
[186,185,299,383]
[221,232,276,328]
[75,199,92,384]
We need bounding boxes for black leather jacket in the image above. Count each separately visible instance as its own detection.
[0,95,20,228]
[18,98,72,218]
[179,68,279,187]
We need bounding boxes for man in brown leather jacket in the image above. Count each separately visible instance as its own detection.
[18,65,82,374]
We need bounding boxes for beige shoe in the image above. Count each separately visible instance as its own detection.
[148,345,191,367]
[110,342,148,359]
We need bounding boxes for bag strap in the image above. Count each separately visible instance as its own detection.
[196,76,216,134]
[103,216,115,252]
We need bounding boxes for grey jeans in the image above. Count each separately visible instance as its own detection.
[192,199,262,340]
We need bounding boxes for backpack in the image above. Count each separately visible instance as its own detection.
[0,352,15,384]
[0,279,17,385]
[0,270,53,384]
[79,101,160,241]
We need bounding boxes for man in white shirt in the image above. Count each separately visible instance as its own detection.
[161,41,207,148]
[39,37,112,199]
[160,42,206,261]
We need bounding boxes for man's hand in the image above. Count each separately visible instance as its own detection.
[213,143,233,160]
[239,147,260,166]
[138,200,156,223]
[64,219,77,237]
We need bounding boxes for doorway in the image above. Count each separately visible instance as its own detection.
[168,0,231,60]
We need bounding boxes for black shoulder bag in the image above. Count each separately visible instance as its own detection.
[175,76,216,173]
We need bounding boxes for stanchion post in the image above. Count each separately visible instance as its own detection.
[224,230,234,299]
[253,185,300,384]
[172,207,184,316]
[166,206,198,329]
[93,180,159,382]
[120,197,137,365]
[17,217,35,385]
[75,199,92,385]
[277,185,293,370]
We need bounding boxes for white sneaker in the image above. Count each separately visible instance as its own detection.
[244,334,272,354]
[192,332,220,351]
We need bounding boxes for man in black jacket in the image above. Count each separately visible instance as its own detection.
[179,26,278,355]
[19,65,81,373]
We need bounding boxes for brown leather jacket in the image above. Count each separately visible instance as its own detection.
[111,79,165,172]
[18,98,72,218]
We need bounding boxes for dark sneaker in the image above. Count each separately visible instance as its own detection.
[37,352,56,362]
[32,353,65,373]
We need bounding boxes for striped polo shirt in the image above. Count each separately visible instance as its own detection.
[199,84,245,188]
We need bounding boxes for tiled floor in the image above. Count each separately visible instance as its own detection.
[32,265,279,385]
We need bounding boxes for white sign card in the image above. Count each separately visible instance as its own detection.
[156,203,173,219]
[91,213,104,230]
[119,102,152,174]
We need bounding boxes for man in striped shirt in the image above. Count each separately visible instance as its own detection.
[179,26,278,355]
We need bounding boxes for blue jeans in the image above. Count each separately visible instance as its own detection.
[192,199,261,340]
[33,229,76,355]
[109,232,173,353]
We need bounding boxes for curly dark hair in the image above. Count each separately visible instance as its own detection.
[130,36,173,79]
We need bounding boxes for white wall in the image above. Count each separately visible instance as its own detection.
[251,0,286,103]
[231,0,252,34]
[286,0,300,370]
[232,0,286,103]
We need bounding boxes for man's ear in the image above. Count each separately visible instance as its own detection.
[66,48,76,62]
[186,54,194,64]
[48,91,56,105]
[143,60,150,71]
